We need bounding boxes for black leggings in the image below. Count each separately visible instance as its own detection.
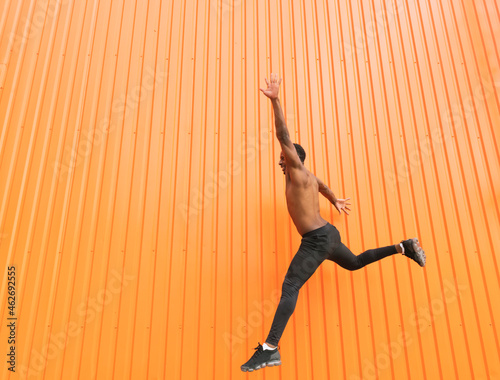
[265,223,397,346]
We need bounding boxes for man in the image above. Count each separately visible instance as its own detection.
[240,74,426,372]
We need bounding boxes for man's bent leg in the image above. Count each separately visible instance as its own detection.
[328,243,398,271]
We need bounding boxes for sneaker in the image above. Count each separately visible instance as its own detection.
[241,343,281,372]
[401,238,426,267]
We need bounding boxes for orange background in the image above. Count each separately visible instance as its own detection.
[1,0,499,379]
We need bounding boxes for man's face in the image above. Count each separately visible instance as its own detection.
[279,152,286,175]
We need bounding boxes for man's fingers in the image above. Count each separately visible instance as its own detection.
[266,74,282,85]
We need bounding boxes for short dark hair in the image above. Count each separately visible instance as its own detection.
[293,143,306,163]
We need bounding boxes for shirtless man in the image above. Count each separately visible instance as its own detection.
[241,74,426,372]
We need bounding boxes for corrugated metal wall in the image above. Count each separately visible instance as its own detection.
[0,0,499,379]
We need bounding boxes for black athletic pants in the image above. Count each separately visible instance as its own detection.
[265,222,397,346]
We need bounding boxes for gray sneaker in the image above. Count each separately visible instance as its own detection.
[241,343,281,372]
[401,238,426,267]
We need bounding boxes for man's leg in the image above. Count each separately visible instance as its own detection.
[327,242,400,271]
[241,234,328,372]
[265,240,326,346]
[328,238,426,270]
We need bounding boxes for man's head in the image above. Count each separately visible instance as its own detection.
[279,143,306,175]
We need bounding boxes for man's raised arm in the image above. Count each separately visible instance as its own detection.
[260,74,301,167]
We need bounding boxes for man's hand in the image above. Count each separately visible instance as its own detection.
[333,198,351,215]
[260,73,282,99]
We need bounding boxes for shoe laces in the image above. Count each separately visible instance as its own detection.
[252,343,264,357]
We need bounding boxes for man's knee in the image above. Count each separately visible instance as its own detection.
[344,256,364,271]
[282,276,296,290]
[278,278,299,314]
[278,295,297,316]
[281,276,299,297]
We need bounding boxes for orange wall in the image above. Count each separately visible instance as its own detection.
[1,0,499,379]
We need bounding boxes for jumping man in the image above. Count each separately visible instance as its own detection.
[241,74,426,372]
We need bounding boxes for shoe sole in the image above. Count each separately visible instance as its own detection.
[241,360,282,372]
[410,238,426,267]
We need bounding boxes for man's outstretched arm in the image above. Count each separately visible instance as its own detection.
[315,176,351,215]
[260,74,302,168]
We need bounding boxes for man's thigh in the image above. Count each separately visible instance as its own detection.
[284,237,328,286]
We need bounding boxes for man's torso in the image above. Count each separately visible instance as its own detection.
[285,168,327,236]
